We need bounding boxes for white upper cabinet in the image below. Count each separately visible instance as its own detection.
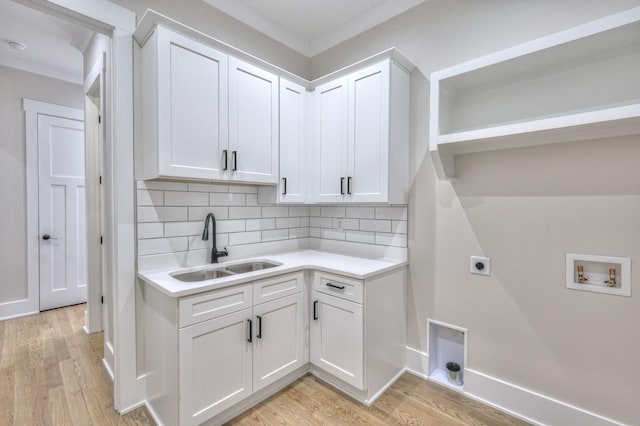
[228,58,279,184]
[277,79,308,203]
[138,25,279,184]
[314,78,349,203]
[140,26,228,180]
[429,7,640,180]
[312,60,409,204]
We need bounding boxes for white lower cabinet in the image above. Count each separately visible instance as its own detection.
[179,309,253,426]
[253,292,305,391]
[310,291,364,389]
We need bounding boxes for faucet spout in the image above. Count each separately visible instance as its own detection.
[202,213,228,263]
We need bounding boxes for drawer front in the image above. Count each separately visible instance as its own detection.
[253,272,304,305]
[179,284,253,328]
[313,272,363,304]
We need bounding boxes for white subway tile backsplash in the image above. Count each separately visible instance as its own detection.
[310,217,332,228]
[217,219,246,233]
[164,221,201,237]
[188,206,228,221]
[228,184,258,194]
[138,206,187,223]
[346,230,375,244]
[210,192,246,206]
[164,191,209,206]
[137,190,163,206]
[392,220,407,234]
[262,206,289,218]
[229,206,262,219]
[276,217,301,229]
[321,206,345,218]
[229,231,261,245]
[138,222,164,239]
[188,183,228,193]
[136,180,407,259]
[375,232,407,247]
[375,206,407,220]
[346,207,375,219]
[289,227,309,239]
[261,229,288,242]
[360,219,392,233]
[246,218,276,231]
[138,237,188,255]
[289,206,310,217]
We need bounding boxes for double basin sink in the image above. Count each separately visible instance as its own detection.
[170,260,282,283]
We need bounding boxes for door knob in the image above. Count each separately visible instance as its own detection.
[42,234,57,240]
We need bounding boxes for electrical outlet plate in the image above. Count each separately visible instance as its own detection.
[470,256,491,276]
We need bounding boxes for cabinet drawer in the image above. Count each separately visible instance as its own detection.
[253,272,304,305]
[313,272,363,304]
[179,284,252,327]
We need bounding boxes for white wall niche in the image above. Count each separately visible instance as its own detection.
[566,253,631,297]
[427,319,467,392]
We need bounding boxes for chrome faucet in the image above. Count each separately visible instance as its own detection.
[202,213,228,263]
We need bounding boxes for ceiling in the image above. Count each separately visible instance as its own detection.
[0,0,93,84]
[202,0,426,57]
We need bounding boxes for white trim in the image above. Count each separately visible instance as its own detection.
[0,53,83,85]
[102,357,115,381]
[23,98,84,120]
[405,346,429,378]
[464,368,627,426]
[364,367,406,405]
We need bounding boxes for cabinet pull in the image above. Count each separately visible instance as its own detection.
[282,177,287,195]
[223,150,228,171]
[347,177,352,195]
[326,282,345,290]
[256,315,262,339]
[232,150,238,171]
[247,318,252,343]
[313,300,318,320]
[340,177,345,195]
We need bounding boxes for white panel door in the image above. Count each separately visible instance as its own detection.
[228,57,278,184]
[347,61,390,203]
[157,26,228,180]
[278,79,307,203]
[313,78,348,203]
[310,291,364,389]
[253,293,304,392]
[38,115,86,311]
[179,309,253,426]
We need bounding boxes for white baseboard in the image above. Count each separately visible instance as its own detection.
[405,346,429,379]
[464,369,626,426]
[0,299,38,322]
[365,367,406,405]
[404,347,624,426]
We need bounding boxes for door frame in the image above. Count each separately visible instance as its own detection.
[15,0,139,413]
[23,99,85,318]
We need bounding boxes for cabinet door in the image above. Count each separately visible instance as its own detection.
[228,57,278,184]
[253,293,304,391]
[347,61,390,203]
[310,291,364,389]
[313,78,348,203]
[179,309,252,426]
[279,79,307,203]
[156,26,228,180]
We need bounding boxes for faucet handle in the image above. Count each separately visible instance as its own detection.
[217,247,229,257]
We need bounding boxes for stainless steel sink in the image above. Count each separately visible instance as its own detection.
[171,268,234,282]
[224,261,281,274]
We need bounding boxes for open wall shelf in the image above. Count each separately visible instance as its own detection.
[428,319,467,392]
[429,7,640,180]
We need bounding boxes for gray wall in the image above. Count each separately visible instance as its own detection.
[109,0,309,78]
[309,0,640,423]
[0,65,84,304]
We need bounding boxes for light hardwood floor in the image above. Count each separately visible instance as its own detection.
[0,303,150,425]
[1,304,527,426]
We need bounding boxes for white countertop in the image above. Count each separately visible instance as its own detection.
[138,250,407,297]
